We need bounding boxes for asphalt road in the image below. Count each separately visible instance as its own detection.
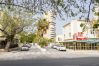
[0,57,99,66]
[0,45,99,66]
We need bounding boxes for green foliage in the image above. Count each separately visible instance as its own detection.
[19,32,27,43]
[27,33,36,43]
[48,39,54,43]
[19,32,36,43]
[92,19,99,29]
[56,0,64,6]
[93,24,99,29]
[39,38,49,47]
[95,12,99,16]
[35,18,55,47]
[0,11,32,35]
[97,19,99,23]
[36,18,49,37]
[95,0,99,3]
[37,19,49,31]
[80,23,85,27]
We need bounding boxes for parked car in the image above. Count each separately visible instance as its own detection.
[23,44,32,48]
[56,45,66,51]
[51,45,60,49]
[20,45,29,51]
[20,43,32,51]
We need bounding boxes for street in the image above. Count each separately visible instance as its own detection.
[0,45,99,66]
[0,56,99,66]
[0,0,99,66]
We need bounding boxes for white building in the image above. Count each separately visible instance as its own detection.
[63,20,96,41]
[56,35,64,42]
[43,11,56,39]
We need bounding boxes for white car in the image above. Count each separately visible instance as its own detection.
[52,45,60,49]
[56,46,66,51]
[21,45,29,51]
[21,46,29,51]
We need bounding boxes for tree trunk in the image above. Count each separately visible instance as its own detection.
[5,35,14,52]
[5,41,10,52]
[41,33,43,37]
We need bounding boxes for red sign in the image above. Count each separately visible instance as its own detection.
[73,32,87,40]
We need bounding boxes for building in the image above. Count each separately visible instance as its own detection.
[62,20,99,50]
[63,20,96,41]
[43,11,56,40]
[56,35,64,42]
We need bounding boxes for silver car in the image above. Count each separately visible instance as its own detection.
[51,45,60,49]
[21,45,29,51]
[21,47,29,51]
[56,46,66,51]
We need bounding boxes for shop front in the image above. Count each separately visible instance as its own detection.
[63,39,99,50]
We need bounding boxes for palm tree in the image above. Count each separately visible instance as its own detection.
[34,18,49,47]
[37,18,49,37]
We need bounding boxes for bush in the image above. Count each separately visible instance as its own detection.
[39,38,48,47]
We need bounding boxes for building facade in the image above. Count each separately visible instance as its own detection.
[63,20,96,41]
[43,11,56,40]
[62,20,99,50]
[56,35,64,42]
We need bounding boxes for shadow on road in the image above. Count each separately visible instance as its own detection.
[0,57,99,66]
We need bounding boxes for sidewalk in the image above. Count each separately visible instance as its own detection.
[0,50,99,60]
[66,49,99,54]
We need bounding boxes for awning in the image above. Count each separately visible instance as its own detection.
[63,39,99,44]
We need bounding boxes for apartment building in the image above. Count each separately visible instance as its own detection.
[43,11,56,39]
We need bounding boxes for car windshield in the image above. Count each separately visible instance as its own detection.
[60,46,64,47]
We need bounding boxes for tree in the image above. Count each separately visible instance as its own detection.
[34,18,51,47]
[38,38,48,47]
[0,0,98,20]
[36,18,49,37]
[0,0,98,51]
[19,32,27,43]
[0,11,32,51]
[48,39,54,43]
[20,32,36,43]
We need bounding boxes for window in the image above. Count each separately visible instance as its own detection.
[90,30,94,34]
[69,33,71,37]
[64,34,65,37]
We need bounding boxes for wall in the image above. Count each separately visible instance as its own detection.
[63,20,96,41]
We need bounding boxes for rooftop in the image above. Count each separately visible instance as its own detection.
[63,20,86,28]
